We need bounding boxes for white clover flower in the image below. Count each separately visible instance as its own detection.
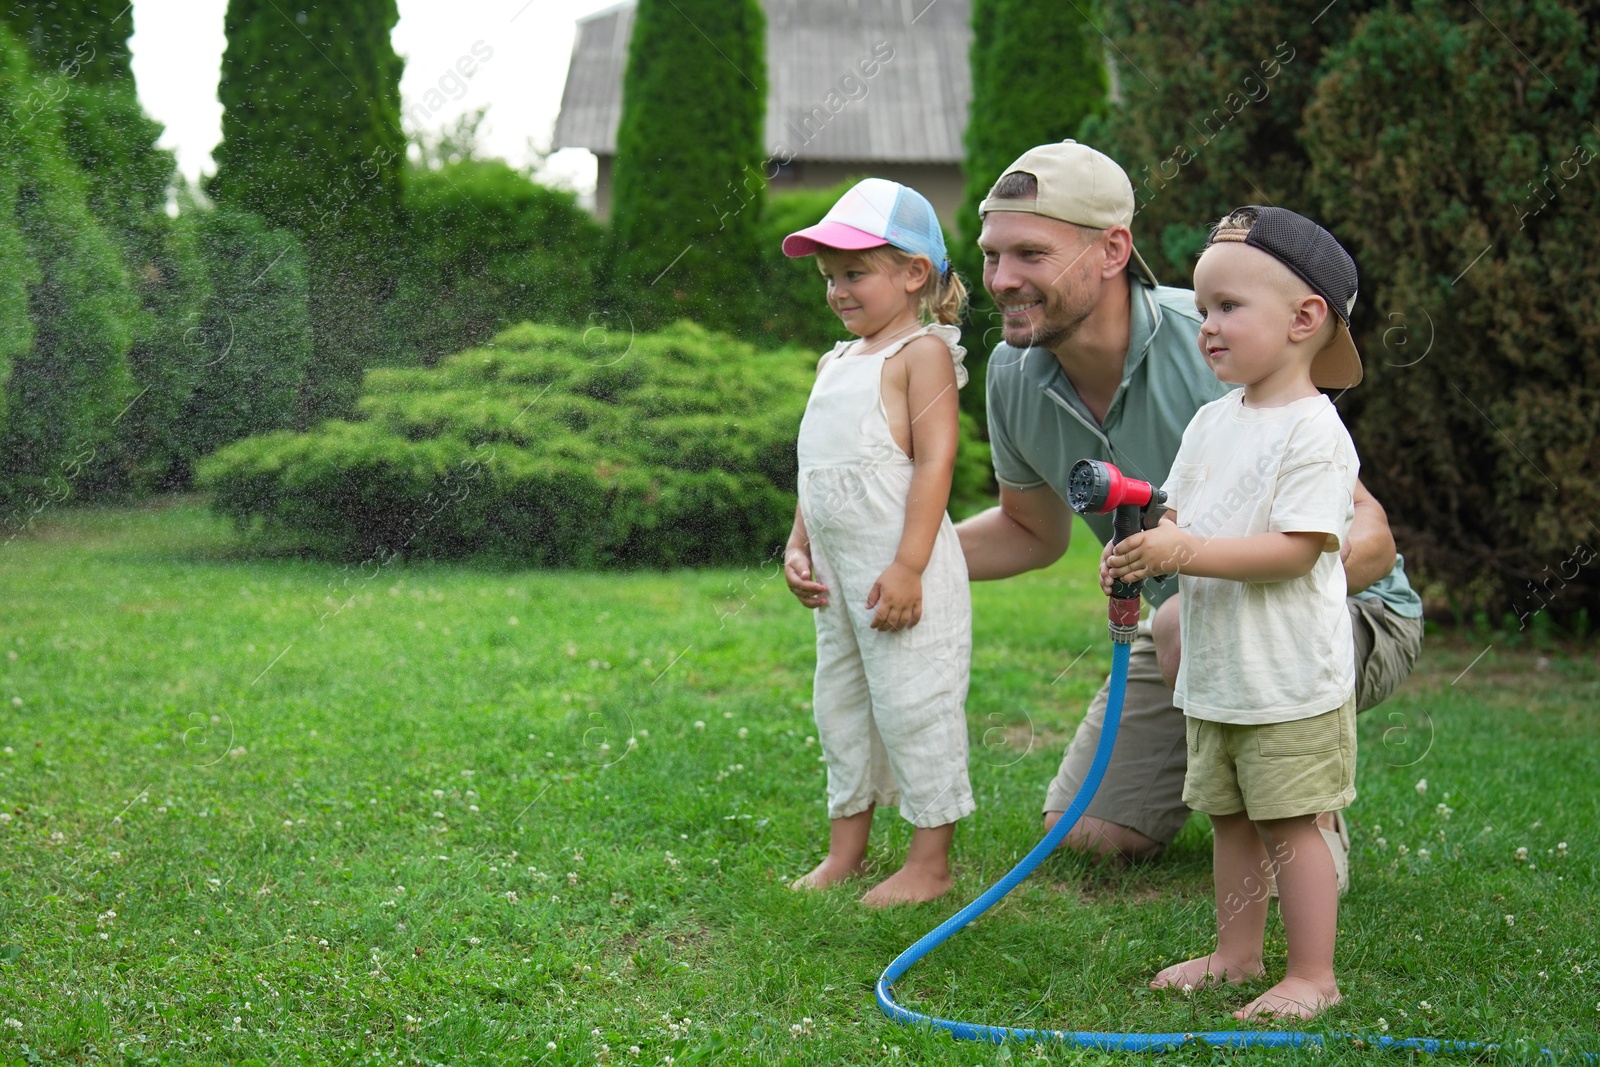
[1377,1019,1389,1032]
[1504,914,1515,926]
[1414,779,1427,795]
[1515,846,1529,862]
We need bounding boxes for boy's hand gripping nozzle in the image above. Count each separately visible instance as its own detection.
[1067,459,1168,644]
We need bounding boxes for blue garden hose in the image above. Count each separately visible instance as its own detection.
[876,641,1594,1061]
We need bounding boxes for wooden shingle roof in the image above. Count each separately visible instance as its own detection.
[554,0,971,164]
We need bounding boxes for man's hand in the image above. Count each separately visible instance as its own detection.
[1106,524,1195,585]
[866,561,923,631]
[785,546,829,609]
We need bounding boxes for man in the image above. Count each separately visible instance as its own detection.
[954,140,1424,884]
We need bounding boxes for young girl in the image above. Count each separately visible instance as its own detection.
[780,178,973,906]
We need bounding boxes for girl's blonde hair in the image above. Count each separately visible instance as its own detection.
[817,245,968,326]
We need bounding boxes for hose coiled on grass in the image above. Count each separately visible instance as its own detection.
[876,642,1593,1061]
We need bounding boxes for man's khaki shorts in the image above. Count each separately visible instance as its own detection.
[1182,697,1357,821]
[1042,599,1422,844]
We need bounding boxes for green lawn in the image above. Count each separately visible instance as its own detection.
[0,501,1595,1066]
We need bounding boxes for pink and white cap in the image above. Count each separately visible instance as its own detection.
[781,178,950,273]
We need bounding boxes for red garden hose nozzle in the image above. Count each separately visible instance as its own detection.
[1066,458,1158,515]
[1067,459,1168,643]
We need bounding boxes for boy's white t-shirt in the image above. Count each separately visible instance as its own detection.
[1160,389,1359,725]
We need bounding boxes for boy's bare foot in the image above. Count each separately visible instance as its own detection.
[790,857,866,891]
[1150,953,1264,991]
[859,862,951,907]
[1233,977,1341,1021]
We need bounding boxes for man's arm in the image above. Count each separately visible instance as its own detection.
[955,483,1073,580]
[1343,479,1398,595]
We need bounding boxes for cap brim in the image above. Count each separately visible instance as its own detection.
[781,222,888,258]
[1128,244,1159,287]
[1312,320,1363,389]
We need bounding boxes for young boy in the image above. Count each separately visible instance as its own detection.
[1103,206,1362,1021]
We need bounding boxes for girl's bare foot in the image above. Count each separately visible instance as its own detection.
[793,809,873,890]
[859,861,951,907]
[1150,953,1264,991]
[1233,977,1340,1021]
[790,856,866,891]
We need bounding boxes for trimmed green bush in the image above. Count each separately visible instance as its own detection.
[199,320,991,568]
[384,159,603,366]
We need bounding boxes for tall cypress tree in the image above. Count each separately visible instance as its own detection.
[2,0,129,84]
[1078,0,1377,285]
[609,0,766,332]
[210,0,405,422]
[2,0,219,494]
[0,22,136,508]
[955,0,1107,418]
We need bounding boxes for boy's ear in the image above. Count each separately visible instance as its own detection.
[1288,292,1332,345]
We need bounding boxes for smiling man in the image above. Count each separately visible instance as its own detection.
[954,141,1424,883]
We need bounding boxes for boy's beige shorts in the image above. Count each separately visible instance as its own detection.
[1042,600,1422,842]
[1182,696,1358,821]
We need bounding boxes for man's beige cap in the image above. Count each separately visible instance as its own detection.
[980,139,1159,286]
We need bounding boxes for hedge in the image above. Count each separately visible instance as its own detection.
[199,320,991,568]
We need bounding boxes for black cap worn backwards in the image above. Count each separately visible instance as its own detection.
[1207,205,1363,389]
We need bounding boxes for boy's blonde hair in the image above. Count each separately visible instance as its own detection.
[817,245,968,326]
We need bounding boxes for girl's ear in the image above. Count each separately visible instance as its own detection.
[902,255,933,292]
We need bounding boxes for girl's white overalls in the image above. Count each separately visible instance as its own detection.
[796,324,974,828]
